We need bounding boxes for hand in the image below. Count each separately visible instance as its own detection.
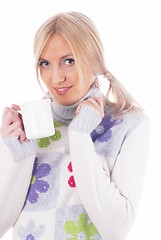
[68,97,104,134]
[0,104,26,142]
[76,97,104,118]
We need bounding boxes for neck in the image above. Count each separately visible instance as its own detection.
[50,85,102,124]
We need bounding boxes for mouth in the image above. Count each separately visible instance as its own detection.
[54,86,72,95]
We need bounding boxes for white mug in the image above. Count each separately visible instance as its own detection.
[19,99,55,139]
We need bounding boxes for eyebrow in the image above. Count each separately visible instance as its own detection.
[60,53,74,60]
[39,53,74,61]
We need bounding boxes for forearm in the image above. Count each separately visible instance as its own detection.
[0,155,35,238]
[0,137,36,237]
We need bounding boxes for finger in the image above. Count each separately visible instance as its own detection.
[7,118,26,142]
[1,107,15,127]
[12,104,20,111]
[18,130,26,142]
[2,106,23,128]
[76,101,97,115]
[76,97,104,117]
[78,98,100,111]
[93,97,104,109]
[1,120,23,136]
[9,128,26,143]
[84,98,100,108]
[11,104,23,121]
[2,126,26,142]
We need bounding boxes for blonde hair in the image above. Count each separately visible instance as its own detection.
[34,11,141,115]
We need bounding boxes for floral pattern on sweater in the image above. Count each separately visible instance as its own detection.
[18,219,46,239]
[54,205,101,240]
[37,121,63,148]
[11,107,147,240]
[67,161,76,188]
[91,115,122,143]
[27,157,51,204]
[64,213,99,240]
[23,152,63,211]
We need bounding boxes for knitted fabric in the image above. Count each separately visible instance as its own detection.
[0,86,150,240]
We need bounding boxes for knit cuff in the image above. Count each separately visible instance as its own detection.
[68,105,102,134]
[3,136,36,162]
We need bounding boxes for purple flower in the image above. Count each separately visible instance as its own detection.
[18,219,46,239]
[27,157,51,204]
[91,115,122,142]
[26,234,34,240]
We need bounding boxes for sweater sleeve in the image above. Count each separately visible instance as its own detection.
[0,137,35,238]
[68,117,150,240]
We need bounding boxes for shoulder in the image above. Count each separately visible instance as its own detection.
[104,105,149,131]
[120,108,150,139]
[91,106,149,143]
[90,106,150,161]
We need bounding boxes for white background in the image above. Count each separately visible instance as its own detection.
[0,0,160,239]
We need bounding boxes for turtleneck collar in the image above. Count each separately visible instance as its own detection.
[50,85,103,124]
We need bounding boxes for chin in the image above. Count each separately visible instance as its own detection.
[57,99,76,106]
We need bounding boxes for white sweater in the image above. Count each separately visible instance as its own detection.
[0,101,150,240]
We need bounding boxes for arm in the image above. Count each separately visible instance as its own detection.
[0,137,35,238]
[0,105,36,238]
[68,105,150,240]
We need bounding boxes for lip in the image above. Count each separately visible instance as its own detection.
[54,86,72,95]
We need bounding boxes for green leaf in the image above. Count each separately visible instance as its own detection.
[78,213,88,233]
[37,137,50,148]
[54,121,64,128]
[36,121,62,148]
[49,129,61,141]
[77,213,98,239]
[64,221,78,236]
[88,222,98,236]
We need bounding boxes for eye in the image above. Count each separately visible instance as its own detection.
[38,60,50,68]
[63,58,75,66]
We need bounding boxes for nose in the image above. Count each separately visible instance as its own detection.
[51,67,65,84]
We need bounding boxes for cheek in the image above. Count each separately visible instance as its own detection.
[67,68,79,80]
[40,70,51,85]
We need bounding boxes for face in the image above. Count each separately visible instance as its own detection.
[38,33,95,106]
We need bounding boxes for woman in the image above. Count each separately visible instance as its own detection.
[0,11,150,240]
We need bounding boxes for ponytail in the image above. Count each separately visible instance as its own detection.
[103,70,141,115]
